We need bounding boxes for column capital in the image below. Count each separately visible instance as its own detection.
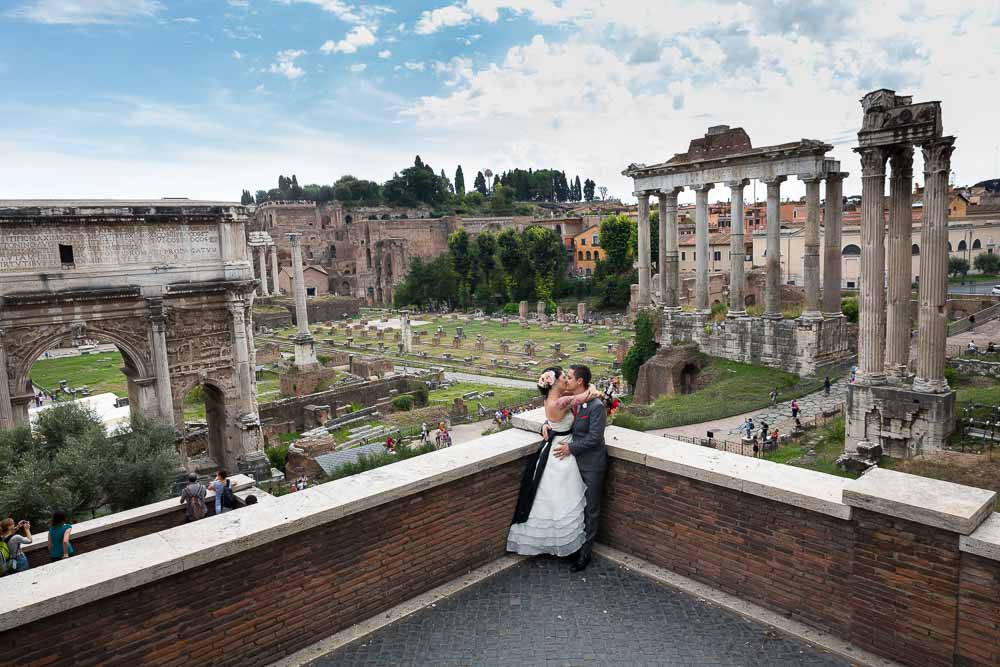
[692,183,714,193]
[287,232,302,243]
[725,179,750,189]
[760,175,787,186]
[921,136,956,175]
[659,186,684,197]
[889,145,914,178]
[800,175,824,185]
[855,146,888,176]
[633,190,653,199]
[825,171,849,182]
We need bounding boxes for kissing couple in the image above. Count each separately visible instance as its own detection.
[507,364,608,573]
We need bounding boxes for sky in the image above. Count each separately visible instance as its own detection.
[1,0,999,205]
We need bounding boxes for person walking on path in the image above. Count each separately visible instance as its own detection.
[48,511,73,562]
[180,473,207,522]
[791,399,800,420]
[824,376,831,396]
[769,388,778,406]
[1,518,32,573]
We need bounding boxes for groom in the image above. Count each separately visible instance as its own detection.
[552,364,607,573]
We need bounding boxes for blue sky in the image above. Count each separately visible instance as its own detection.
[2,1,999,203]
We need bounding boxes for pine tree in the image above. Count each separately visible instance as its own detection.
[583,178,596,202]
[573,176,582,201]
[455,165,466,196]
[474,171,488,196]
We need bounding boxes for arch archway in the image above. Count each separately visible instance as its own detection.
[948,242,953,252]
[911,244,920,255]
[958,240,967,251]
[973,239,982,249]
[842,244,861,256]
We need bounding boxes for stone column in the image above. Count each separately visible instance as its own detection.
[856,147,889,385]
[693,183,713,313]
[636,192,652,307]
[823,172,847,316]
[885,147,914,382]
[401,310,413,353]
[913,138,956,393]
[660,187,683,310]
[257,246,270,297]
[762,176,787,318]
[537,300,546,322]
[801,176,823,319]
[726,180,749,316]
[147,299,176,425]
[227,295,256,415]
[0,329,14,431]
[577,302,586,322]
[270,243,280,295]
[288,233,318,368]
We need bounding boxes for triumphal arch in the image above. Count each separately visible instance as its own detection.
[0,200,268,478]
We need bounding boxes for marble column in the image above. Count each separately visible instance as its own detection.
[885,147,914,382]
[0,329,14,431]
[726,179,749,316]
[659,188,683,310]
[270,244,280,295]
[762,176,787,318]
[856,147,889,385]
[636,192,652,307]
[657,191,668,305]
[257,246,270,296]
[913,138,956,393]
[147,299,176,425]
[822,172,846,316]
[800,177,823,319]
[288,233,318,368]
[693,183,713,313]
[227,295,257,415]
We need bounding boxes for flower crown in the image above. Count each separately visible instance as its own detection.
[537,370,557,389]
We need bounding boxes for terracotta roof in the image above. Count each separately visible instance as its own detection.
[678,231,732,246]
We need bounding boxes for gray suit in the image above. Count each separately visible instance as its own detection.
[567,399,607,560]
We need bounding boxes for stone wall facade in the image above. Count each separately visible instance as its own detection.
[663,310,853,376]
[949,357,1000,379]
[846,383,956,458]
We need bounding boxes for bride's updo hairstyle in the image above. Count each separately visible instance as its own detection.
[536,366,562,396]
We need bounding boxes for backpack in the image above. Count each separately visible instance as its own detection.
[184,486,207,521]
[0,539,9,576]
[221,481,238,509]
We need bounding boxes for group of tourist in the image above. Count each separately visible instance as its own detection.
[742,417,780,447]
[967,340,997,354]
[0,510,75,574]
[180,470,240,521]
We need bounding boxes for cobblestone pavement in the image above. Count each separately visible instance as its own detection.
[307,556,852,667]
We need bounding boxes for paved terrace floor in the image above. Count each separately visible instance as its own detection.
[306,556,852,667]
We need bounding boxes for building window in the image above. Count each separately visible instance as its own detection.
[911,243,920,255]
[958,240,967,251]
[585,251,592,260]
[713,251,721,261]
[585,268,592,276]
[592,234,599,245]
[948,242,953,252]
[58,244,75,267]
[306,287,317,297]
[847,281,856,288]
[578,251,584,260]
[580,238,587,245]
[973,239,982,249]
[842,244,861,256]
[681,252,686,260]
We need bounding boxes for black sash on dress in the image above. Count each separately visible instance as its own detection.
[511,428,572,525]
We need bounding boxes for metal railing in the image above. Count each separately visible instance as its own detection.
[947,302,1000,337]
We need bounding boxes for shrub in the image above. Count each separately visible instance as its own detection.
[974,252,1000,275]
[266,444,289,471]
[949,256,970,279]
[710,302,728,322]
[944,366,958,388]
[392,395,414,411]
[841,297,859,323]
[622,311,657,388]
[501,302,519,316]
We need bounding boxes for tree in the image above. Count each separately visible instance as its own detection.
[393,255,460,308]
[583,178,596,202]
[497,227,526,302]
[474,171,488,196]
[573,175,582,201]
[841,297,859,323]
[440,169,453,194]
[974,252,1000,275]
[524,226,566,304]
[949,256,971,279]
[489,184,517,215]
[255,190,269,204]
[448,229,473,306]
[455,165,466,197]
[599,214,633,274]
[474,233,499,305]
[629,211,659,270]
[622,311,657,388]
[598,186,608,201]
[333,175,382,205]
[240,189,254,205]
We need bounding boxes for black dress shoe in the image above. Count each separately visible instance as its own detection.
[570,554,591,573]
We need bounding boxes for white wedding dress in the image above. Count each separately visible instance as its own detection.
[507,410,587,556]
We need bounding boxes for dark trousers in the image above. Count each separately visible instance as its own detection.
[578,467,606,560]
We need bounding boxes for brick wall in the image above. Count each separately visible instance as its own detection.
[1,459,524,667]
[600,458,999,667]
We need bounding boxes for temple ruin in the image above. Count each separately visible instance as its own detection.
[843,89,956,461]
[623,126,852,375]
[0,200,269,478]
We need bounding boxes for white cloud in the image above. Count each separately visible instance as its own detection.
[8,0,164,24]
[268,49,306,79]
[403,61,425,71]
[415,5,472,34]
[350,63,367,72]
[273,0,393,28]
[432,56,473,86]
[223,25,262,40]
[378,49,392,59]
[397,22,405,32]
[320,26,377,54]
[232,50,243,60]
[459,33,482,45]
[228,0,250,6]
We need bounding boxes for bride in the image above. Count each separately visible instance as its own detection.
[507,366,601,557]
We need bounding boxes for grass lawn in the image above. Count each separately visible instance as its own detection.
[30,351,129,397]
[614,356,823,431]
[255,370,282,400]
[428,382,538,411]
[948,273,999,284]
[763,417,858,479]
[953,373,1000,421]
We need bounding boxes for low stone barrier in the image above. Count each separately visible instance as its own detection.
[949,356,1000,379]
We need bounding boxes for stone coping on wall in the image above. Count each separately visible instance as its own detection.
[513,408,853,520]
[0,430,539,634]
[19,474,257,556]
[961,512,1000,561]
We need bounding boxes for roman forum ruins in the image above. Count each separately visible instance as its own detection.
[624,125,852,376]
[0,200,270,479]
[843,89,956,461]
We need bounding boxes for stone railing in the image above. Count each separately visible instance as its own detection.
[948,356,1000,379]
[4,414,1000,667]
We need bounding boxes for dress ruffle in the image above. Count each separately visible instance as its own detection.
[507,484,586,556]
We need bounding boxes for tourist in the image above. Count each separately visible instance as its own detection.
[769,388,778,406]
[759,419,768,443]
[850,365,857,383]
[494,409,502,426]
[48,511,73,562]
[420,422,429,445]
[1,518,32,574]
[968,340,978,353]
[210,470,234,515]
[824,376,831,396]
[791,399,800,419]
[969,314,976,331]
[989,342,997,354]
[771,427,780,443]
[179,473,207,522]
[743,418,754,440]
[436,421,451,447]
[385,435,396,453]
[794,417,803,431]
